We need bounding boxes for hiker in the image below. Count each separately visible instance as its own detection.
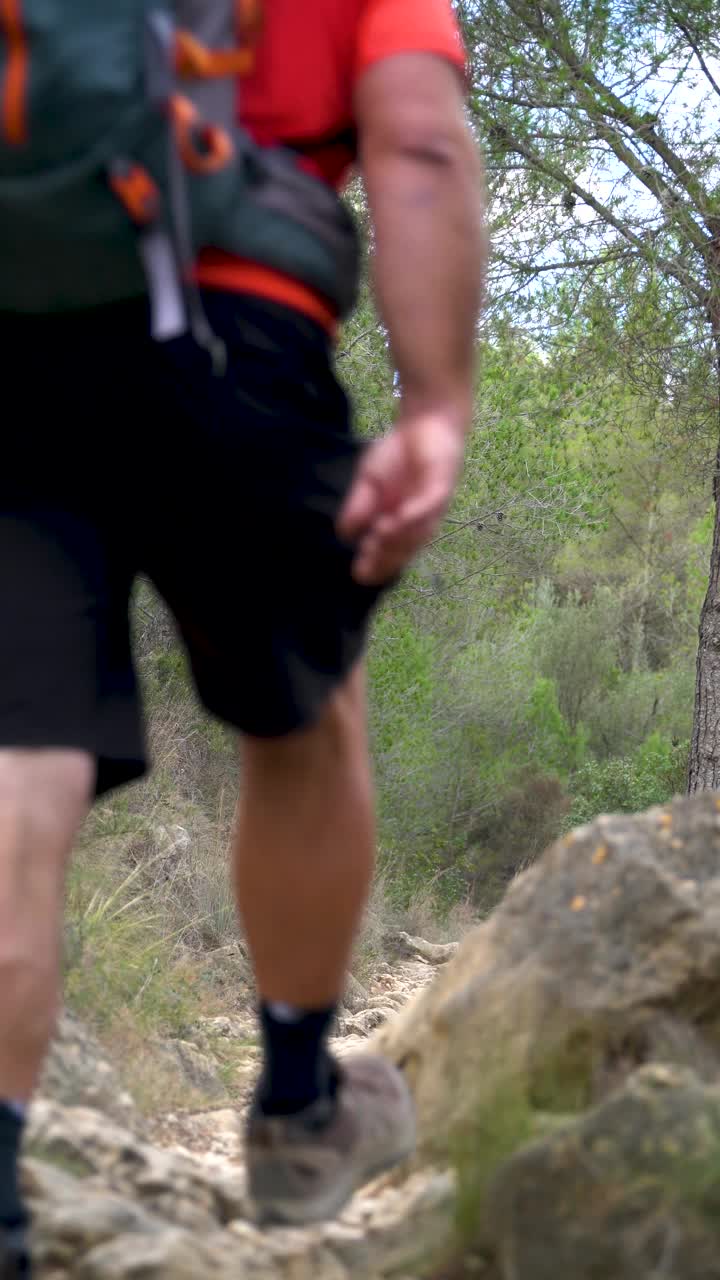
[0,0,485,1270]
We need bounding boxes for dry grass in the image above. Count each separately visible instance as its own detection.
[103,1016,215,1116]
[126,796,239,954]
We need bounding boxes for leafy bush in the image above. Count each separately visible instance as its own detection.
[531,584,622,730]
[567,733,688,828]
[527,677,586,775]
[583,666,694,760]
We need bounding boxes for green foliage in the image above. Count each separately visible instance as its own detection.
[462,0,720,347]
[365,371,701,908]
[568,733,688,829]
[453,1075,539,1247]
[368,606,435,758]
[527,677,586,776]
[532,586,620,730]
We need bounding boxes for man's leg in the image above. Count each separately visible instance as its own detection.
[234,664,372,1012]
[0,749,93,1268]
[0,750,92,1096]
[234,664,415,1225]
[234,664,373,1119]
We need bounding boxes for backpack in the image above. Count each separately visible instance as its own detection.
[0,0,359,359]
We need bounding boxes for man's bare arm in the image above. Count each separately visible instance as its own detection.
[357,52,485,427]
[339,53,487,584]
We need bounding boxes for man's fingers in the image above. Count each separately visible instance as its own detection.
[351,478,451,584]
[353,528,433,585]
[337,436,404,540]
[351,499,446,585]
[340,424,459,583]
[389,480,450,535]
[337,470,382,540]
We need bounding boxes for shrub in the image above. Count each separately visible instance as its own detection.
[567,732,688,828]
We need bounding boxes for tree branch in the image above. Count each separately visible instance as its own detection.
[667,6,720,102]
[588,114,711,257]
[337,327,376,359]
[493,248,633,276]
[488,120,707,305]
[505,0,716,224]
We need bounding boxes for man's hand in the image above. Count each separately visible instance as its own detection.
[337,411,466,586]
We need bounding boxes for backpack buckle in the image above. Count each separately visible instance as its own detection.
[169,96,234,174]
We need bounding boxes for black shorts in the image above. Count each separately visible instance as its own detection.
[0,291,382,795]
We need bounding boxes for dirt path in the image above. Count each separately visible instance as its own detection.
[150,956,437,1167]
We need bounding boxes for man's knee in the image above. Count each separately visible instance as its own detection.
[243,666,367,773]
[310,665,367,755]
[0,751,90,1017]
[0,925,56,1014]
[0,748,94,849]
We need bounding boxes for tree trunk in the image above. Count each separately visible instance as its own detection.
[687,332,720,791]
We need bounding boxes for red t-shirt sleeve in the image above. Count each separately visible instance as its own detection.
[355,0,466,81]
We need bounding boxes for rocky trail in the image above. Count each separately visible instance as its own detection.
[26,941,454,1279]
[149,949,440,1163]
[25,793,720,1279]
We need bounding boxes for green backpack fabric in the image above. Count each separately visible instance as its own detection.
[0,0,359,344]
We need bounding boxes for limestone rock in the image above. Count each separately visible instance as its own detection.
[154,1108,244,1165]
[26,1100,248,1228]
[76,1229,242,1280]
[153,1039,229,1103]
[365,994,406,1012]
[375,794,720,1166]
[30,793,720,1280]
[29,1172,160,1273]
[341,1008,397,1038]
[194,1013,257,1043]
[41,1013,138,1131]
[23,1096,453,1279]
[486,1064,720,1280]
[333,1034,374,1061]
[343,972,371,1014]
[197,940,255,1010]
[391,934,460,965]
[24,871,463,1277]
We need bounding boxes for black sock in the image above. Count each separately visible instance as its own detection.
[258,1003,339,1117]
[0,1103,26,1230]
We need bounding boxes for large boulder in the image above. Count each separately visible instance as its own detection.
[375,792,720,1278]
[376,794,720,1164]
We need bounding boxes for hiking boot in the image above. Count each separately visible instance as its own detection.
[0,1222,30,1279]
[246,1053,416,1225]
